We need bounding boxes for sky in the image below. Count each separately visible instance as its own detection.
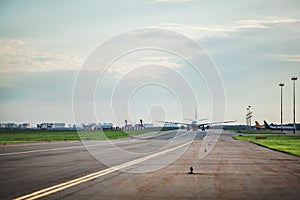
[0,0,300,126]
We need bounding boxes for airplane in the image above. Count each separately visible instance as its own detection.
[263,120,294,130]
[157,107,235,131]
[255,121,265,130]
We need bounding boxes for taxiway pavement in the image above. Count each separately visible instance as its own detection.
[1,130,299,200]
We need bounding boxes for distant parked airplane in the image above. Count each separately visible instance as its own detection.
[263,120,294,130]
[256,120,294,130]
[255,121,265,130]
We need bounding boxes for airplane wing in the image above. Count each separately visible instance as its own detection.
[157,119,236,131]
[198,118,209,122]
[156,120,191,126]
[198,120,236,127]
[184,118,209,122]
[157,120,236,126]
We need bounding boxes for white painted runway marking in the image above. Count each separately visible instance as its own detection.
[0,140,133,156]
[168,131,190,140]
[14,140,193,200]
[132,130,176,139]
[1,131,181,156]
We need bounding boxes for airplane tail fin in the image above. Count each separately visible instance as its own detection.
[263,120,271,129]
[255,121,264,130]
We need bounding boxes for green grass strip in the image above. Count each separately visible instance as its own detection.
[0,129,162,144]
[234,130,282,134]
[234,135,300,157]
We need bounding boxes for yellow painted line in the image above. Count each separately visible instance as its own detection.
[14,140,193,200]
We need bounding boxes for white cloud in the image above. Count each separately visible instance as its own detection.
[149,23,234,39]
[106,55,182,76]
[0,40,83,73]
[235,17,300,29]
[2,17,299,73]
[150,0,193,3]
[151,17,300,39]
[266,53,300,62]
[81,51,183,76]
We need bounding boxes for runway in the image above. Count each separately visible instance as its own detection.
[1,130,299,199]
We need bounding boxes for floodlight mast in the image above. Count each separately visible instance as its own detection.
[291,77,297,134]
[279,83,284,132]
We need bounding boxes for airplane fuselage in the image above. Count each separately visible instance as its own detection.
[191,121,198,131]
[263,121,295,130]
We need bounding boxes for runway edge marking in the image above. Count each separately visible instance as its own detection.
[14,140,193,200]
[0,140,131,156]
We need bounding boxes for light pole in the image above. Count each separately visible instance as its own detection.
[279,83,284,132]
[248,106,252,128]
[291,77,297,134]
[246,107,249,128]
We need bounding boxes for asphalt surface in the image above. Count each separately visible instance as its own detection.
[0,130,299,200]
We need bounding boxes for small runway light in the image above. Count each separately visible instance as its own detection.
[189,166,194,174]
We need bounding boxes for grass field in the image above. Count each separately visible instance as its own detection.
[234,135,300,157]
[0,129,158,144]
[234,129,282,134]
